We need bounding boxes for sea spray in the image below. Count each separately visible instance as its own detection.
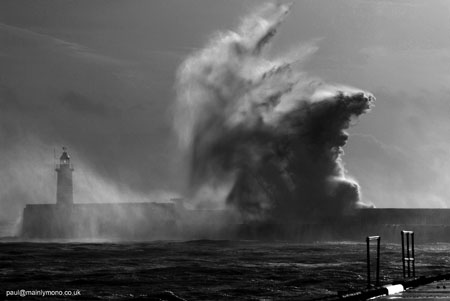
[175,3,375,222]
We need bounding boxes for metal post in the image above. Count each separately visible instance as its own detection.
[366,236,371,287]
[401,230,415,279]
[366,236,380,288]
[406,233,410,277]
[412,232,415,277]
[401,231,405,278]
[376,237,381,286]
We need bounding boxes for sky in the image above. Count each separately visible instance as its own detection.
[0,0,449,221]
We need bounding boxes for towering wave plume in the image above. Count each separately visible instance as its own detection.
[175,3,375,222]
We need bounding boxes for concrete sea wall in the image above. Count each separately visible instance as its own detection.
[21,206,450,242]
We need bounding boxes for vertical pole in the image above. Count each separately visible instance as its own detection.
[412,232,415,277]
[376,237,380,286]
[401,231,405,278]
[406,234,410,277]
[367,237,370,287]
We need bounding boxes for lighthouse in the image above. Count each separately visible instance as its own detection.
[55,147,74,206]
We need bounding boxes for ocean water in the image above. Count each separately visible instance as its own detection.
[1,240,450,300]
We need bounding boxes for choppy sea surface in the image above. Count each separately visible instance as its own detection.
[1,239,450,300]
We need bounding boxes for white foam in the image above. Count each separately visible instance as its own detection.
[383,284,404,295]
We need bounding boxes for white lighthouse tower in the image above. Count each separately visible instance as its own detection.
[55,147,74,206]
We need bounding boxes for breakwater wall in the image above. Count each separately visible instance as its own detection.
[21,206,450,242]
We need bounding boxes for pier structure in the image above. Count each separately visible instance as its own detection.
[19,148,450,242]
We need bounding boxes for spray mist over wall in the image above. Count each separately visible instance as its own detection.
[175,3,375,222]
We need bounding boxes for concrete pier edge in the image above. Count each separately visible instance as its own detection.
[314,273,450,300]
